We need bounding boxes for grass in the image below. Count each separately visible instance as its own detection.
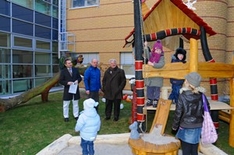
[0,91,234,154]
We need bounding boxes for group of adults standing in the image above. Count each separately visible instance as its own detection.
[59,58,126,122]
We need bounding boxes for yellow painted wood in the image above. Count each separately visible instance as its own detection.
[229,78,234,147]
[189,38,198,72]
[149,99,172,134]
[143,62,234,79]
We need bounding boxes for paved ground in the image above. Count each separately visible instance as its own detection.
[57,143,132,155]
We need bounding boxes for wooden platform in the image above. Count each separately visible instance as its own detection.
[143,100,233,113]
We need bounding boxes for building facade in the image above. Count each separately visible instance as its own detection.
[0,0,59,96]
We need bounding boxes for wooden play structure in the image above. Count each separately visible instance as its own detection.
[124,0,234,153]
[129,99,180,155]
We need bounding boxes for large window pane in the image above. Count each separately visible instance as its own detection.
[35,78,48,86]
[52,53,59,64]
[35,25,51,39]
[0,64,11,79]
[53,30,58,40]
[53,65,59,73]
[13,65,25,78]
[36,40,50,50]
[53,6,58,18]
[35,52,50,64]
[0,33,10,47]
[12,0,33,9]
[0,80,11,95]
[36,65,51,77]
[35,12,51,27]
[35,0,51,15]
[12,50,33,63]
[52,41,58,52]
[52,17,58,29]
[0,0,10,16]
[12,4,33,22]
[0,16,10,32]
[14,37,32,48]
[0,49,10,63]
[12,20,33,36]
[13,79,30,93]
[53,0,58,5]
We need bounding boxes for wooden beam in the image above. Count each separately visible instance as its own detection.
[143,62,234,79]
[189,38,198,72]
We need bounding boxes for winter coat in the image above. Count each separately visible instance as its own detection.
[172,89,208,129]
[102,66,126,100]
[75,108,101,141]
[59,67,82,100]
[84,66,101,92]
[170,55,185,86]
[144,55,165,87]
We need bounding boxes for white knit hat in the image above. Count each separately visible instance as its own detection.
[83,98,99,109]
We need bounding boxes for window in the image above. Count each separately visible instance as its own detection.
[0,15,10,32]
[120,52,134,76]
[0,33,10,47]
[11,0,33,9]
[36,40,50,50]
[35,52,50,64]
[12,4,33,22]
[12,19,33,36]
[12,50,33,63]
[0,0,10,16]
[35,0,51,15]
[35,25,51,39]
[0,49,10,63]
[35,12,51,27]
[72,0,99,8]
[74,53,99,65]
[14,37,32,48]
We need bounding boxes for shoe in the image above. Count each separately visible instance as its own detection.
[146,99,153,106]
[105,117,110,120]
[152,100,158,108]
[113,117,118,121]
[74,117,78,120]
[64,118,69,122]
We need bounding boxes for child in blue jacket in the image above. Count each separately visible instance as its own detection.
[75,98,101,155]
[168,48,187,104]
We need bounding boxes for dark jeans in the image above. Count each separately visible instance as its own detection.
[181,140,199,155]
[88,91,99,112]
[80,138,94,155]
[168,84,182,104]
[105,99,121,119]
[146,86,160,100]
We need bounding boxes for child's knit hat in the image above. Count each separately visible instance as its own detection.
[185,72,201,88]
[174,48,187,61]
[83,98,99,109]
[152,40,163,52]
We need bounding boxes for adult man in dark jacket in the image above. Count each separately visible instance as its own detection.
[102,59,126,121]
[84,58,101,112]
[59,59,82,122]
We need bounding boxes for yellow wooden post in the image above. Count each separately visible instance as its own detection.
[230,53,234,147]
[229,78,234,147]
[189,38,198,72]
